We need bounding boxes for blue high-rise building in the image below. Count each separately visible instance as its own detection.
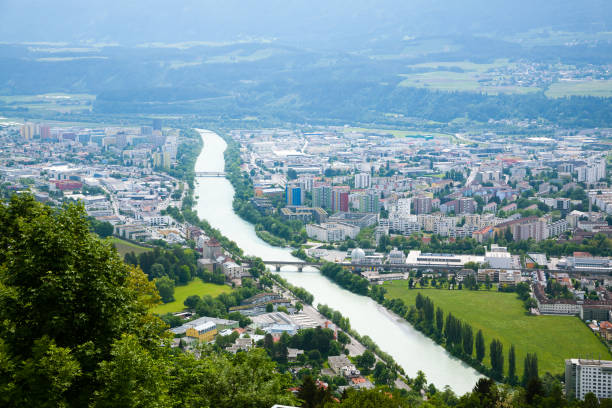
[286,183,304,206]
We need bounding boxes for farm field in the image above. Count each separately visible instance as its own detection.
[398,59,541,95]
[383,281,611,376]
[152,278,233,315]
[108,236,152,257]
[0,93,95,113]
[545,79,612,98]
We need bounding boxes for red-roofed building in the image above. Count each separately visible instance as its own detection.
[51,180,83,191]
[472,226,494,243]
[600,321,612,341]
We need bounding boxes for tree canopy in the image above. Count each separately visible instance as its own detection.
[0,195,296,407]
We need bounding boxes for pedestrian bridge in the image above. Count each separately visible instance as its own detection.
[195,171,226,177]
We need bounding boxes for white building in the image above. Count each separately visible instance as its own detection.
[140,214,171,226]
[390,198,411,217]
[405,250,484,268]
[355,173,371,189]
[388,248,406,264]
[222,261,243,279]
[485,244,513,269]
[576,157,606,185]
[561,255,612,273]
[566,359,612,400]
[306,222,360,242]
[547,219,569,237]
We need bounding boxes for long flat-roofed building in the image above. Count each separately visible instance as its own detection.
[405,250,484,268]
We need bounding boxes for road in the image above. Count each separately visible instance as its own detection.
[465,166,479,186]
[272,281,367,358]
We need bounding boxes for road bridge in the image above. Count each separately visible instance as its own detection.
[261,260,612,278]
[195,171,226,177]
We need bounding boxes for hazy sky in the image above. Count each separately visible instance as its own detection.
[1,0,611,48]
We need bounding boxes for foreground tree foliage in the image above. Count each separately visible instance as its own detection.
[4,195,612,408]
[0,195,296,407]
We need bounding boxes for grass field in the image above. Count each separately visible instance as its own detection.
[545,80,612,98]
[383,282,612,376]
[108,237,152,258]
[398,59,540,95]
[0,93,95,113]
[152,278,233,315]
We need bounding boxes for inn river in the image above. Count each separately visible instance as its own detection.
[193,129,482,393]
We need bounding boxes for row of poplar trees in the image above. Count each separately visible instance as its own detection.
[415,292,539,385]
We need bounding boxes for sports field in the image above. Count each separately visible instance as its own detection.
[152,278,233,315]
[383,281,611,376]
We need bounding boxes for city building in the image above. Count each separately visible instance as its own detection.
[20,122,36,140]
[306,222,360,242]
[331,186,349,212]
[285,182,304,206]
[565,359,612,400]
[494,216,548,242]
[355,172,371,189]
[388,247,406,264]
[312,185,332,209]
[405,250,484,268]
[547,219,569,237]
[414,196,432,215]
[484,244,513,269]
[358,191,380,213]
[185,321,218,343]
[559,253,612,273]
[328,212,378,228]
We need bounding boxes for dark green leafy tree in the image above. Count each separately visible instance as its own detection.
[169,348,296,408]
[523,353,539,386]
[489,339,504,380]
[335,388,411,407]
[355,350,376,374]
[0,195,164,407]
[89,218,114,238]
[415,292,424,309]
[436,307,444,334]
[462,323,474,357]
[524,377,544,405]
[155,276,175,303]
[298,375,332,408]
[463,377,501,408]
[412,370,427,393]
[508,345,517,385]
[372,361,396,386]
[91,334,170,408]
[475,330,485,363]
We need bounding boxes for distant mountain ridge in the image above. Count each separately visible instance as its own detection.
[1,0,611,50]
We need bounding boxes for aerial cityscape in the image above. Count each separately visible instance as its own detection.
[2,1,612,407]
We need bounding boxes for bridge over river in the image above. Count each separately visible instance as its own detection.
[195,171,226,177]
[261,260,609,278]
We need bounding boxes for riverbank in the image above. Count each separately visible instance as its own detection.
[216,130,305,249]
[383,283,612,378]
[192,128,483,393]
[269,272,409,386]
[317,261,496,380]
